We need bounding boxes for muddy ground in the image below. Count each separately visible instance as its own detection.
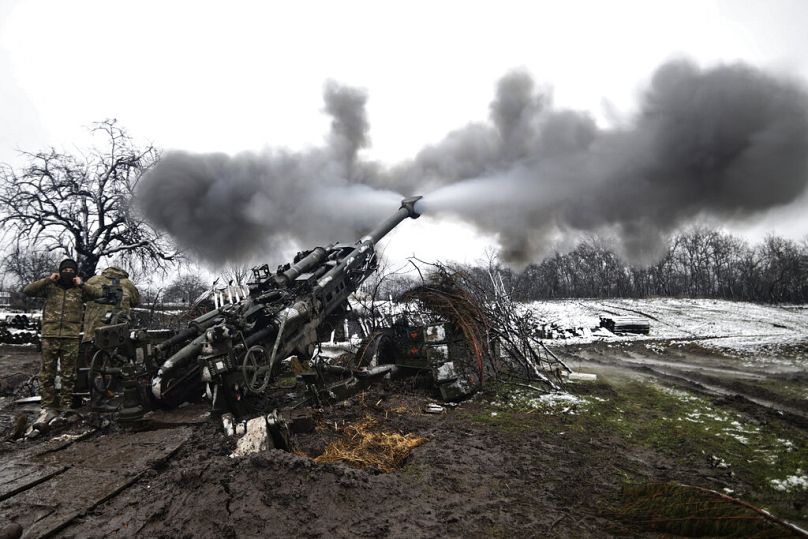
[1,339,807,538]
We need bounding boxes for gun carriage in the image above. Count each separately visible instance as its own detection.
[93,197,423,421]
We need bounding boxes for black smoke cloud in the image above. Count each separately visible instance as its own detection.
[136,82,400,265]
[389,60,808,263]
[136,60,808,266]
[323,80,370,175]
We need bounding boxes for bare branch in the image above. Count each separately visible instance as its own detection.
[0,120,180,276]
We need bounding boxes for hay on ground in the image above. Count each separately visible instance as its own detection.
[314,417,427,473]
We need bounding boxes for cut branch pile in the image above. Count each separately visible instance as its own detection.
[399,263,569,392]
[400,269,490,386]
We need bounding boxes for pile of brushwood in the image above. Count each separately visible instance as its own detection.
[396,262,570,393]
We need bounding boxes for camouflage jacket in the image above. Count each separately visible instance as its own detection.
[82,267,141,343]
[23,278,103,339]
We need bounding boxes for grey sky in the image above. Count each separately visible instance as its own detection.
[2,0,808,268]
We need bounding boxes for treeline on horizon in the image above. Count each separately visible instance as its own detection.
[4,227,807,309]
[460,227,808,304]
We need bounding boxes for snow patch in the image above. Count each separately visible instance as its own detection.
[492,390,587,415]
[229,416,269,458]
[528,298,808,362]
[770,471,808,492]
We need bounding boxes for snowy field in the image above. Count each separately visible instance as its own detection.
[527,298,808,358]
[3,299,807,361]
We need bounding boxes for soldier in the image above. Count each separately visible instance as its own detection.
[81,266,141,344]
[80,267,140,409]
[24,259,102,428]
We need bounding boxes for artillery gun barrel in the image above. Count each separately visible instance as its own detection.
[151,337,206,400]
[364,196,422,245]
[314,196,423,296]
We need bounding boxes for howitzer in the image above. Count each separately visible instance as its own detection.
[131,196,423,416]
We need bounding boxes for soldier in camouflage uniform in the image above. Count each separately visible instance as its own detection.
[82,266,141,344]
[80,267,140,408]
[23,259,102,427]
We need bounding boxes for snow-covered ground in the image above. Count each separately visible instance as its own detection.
[526,298,808,357]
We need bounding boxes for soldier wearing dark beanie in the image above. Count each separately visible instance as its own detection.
[23,258,102,429]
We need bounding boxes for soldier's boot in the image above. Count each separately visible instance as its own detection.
[32,408,59,431]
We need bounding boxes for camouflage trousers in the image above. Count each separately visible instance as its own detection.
[39,337,80,410]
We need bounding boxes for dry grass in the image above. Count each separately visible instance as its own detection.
[314,416,427,473]
[617,482,806,537]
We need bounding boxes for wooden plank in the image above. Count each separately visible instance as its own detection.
[34,427,193,471]
[0,427,192,539]
[2,467,121,538]
[35,469,151,539]
[33,428,97,458]
[0,462,69,502]
[31,432,191,539]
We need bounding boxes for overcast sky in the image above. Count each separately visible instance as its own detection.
[2,0,808,270]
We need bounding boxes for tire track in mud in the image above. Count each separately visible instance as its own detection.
[597,303,661,322]
[635,366,808,429]
[566,345,808,430]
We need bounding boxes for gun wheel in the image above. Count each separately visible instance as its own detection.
[89,349,122,402]
[242,345,273,394]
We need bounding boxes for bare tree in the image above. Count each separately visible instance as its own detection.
[476,228,808,303]
[221,263,253,286]
[2,243,59,288]
[1,243,59,309]
[355,258,418,333]
[0,119,179,276]
[163,274,208,304]
[758,235,803,302]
